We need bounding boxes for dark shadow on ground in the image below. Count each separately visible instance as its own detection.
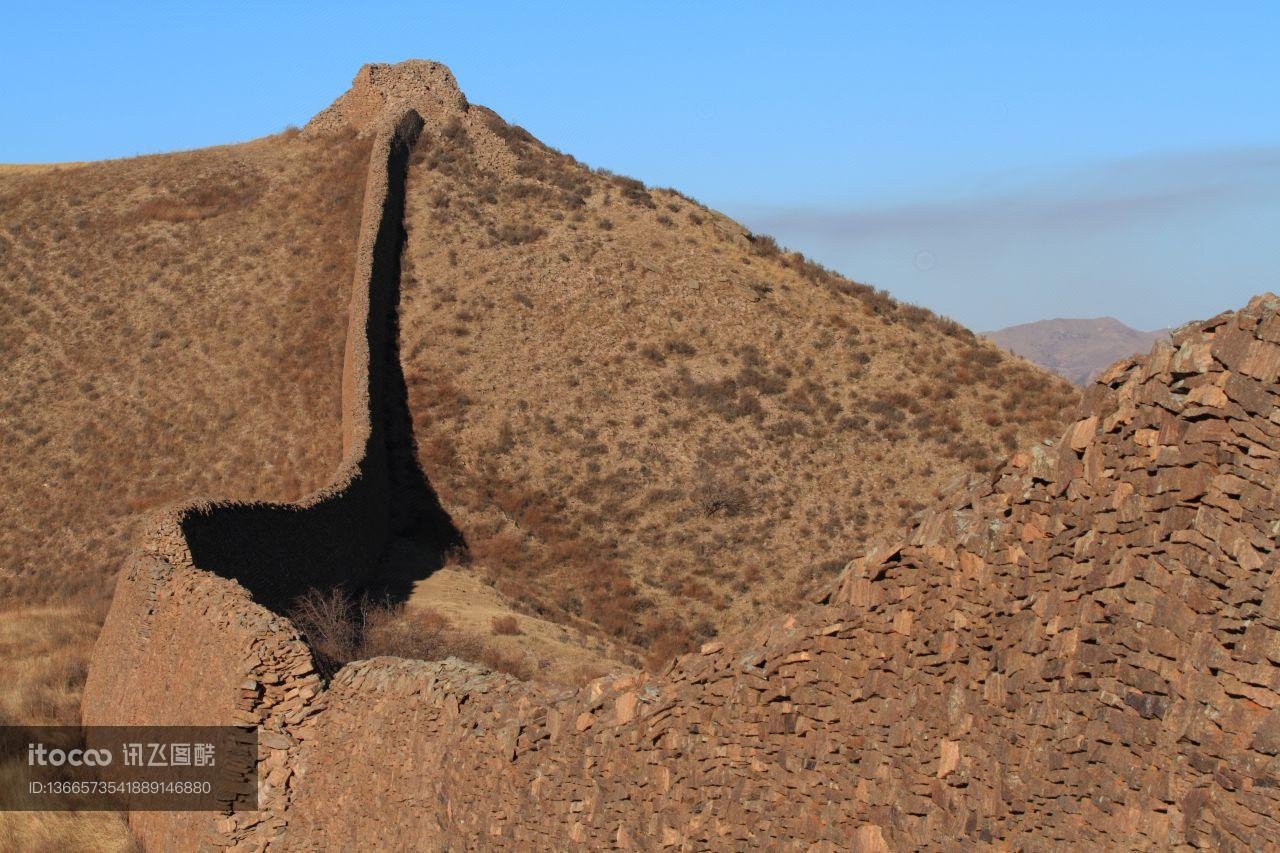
[180,113,464,616]
[365,260,466,604]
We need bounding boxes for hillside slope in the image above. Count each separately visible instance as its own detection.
[321,64,1082,655]
[0,129,372,604]
[0,122,372,853]
[76,66,1280,848]
[987,316,1169,385]
[1,60,1076,663]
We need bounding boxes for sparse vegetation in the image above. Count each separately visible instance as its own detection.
[400,113,1078,665]
[0,127,374,853]
[0,602,136,851]
[288,587,532,681]
[490,614,521,635]
[0,128,372,605]
[0,91,1078,788]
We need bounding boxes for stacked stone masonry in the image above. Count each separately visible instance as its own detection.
[83,62,1280,851]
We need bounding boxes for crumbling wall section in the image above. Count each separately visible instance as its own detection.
[304,60,466,138]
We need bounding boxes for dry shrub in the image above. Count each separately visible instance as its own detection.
[474,646,532,680]
[287,588,531,681]
[470,531,531,574]
[644,631,693,671]
[287,587,362,667]
[489,222,546,245]
[694,476,752,518]
[361,605,455,659]
[490,614,521,635]
[130,173,264,223]
[674,369,765,422]
[0,603,136,851]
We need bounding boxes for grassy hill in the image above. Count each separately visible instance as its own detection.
[390,89,1080,661]
[0,129,372,607]
[0,124,380,853]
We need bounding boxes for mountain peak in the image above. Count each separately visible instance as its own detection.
[985,315,1170,385]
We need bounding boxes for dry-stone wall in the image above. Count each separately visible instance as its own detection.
[178,101,426,611]
[83,61,1280,851]
[280,296,1280,851]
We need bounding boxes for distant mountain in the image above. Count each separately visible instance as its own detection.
[985,317,1169,385]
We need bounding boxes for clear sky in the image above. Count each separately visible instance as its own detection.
[3,2,1277,330]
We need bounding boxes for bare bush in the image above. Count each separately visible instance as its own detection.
[490,614,521,635]
[288,588,532,681]
[361,605,454,659]
[288,588,362,671]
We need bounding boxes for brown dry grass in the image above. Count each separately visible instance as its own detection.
[0,82,1078,713]
[0,163,86,176]
[490,614,521,635]
[398,106,1081,663]
[0,128,372,606]
[0,604,136,852]
[287,587,533,681]
[402,567,629,687]
[0,128,372,853]
[0,605,100,725]
[0,809,134,853]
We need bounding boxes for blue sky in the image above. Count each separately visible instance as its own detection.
[2,2,1277,330]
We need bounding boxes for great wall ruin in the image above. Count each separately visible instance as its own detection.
[83,62,1280,850]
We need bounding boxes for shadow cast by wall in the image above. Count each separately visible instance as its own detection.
[178,112,462,616]
[366,259,465,604]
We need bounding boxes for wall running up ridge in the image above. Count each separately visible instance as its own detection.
[177,101,430,612]
[82,94,426,849]
[83,62,1280,851]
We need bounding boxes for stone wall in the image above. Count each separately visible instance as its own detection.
[178,105,424,611]
[82,103,425,850]
[284,295,1280,850]
[304,61,466,139]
